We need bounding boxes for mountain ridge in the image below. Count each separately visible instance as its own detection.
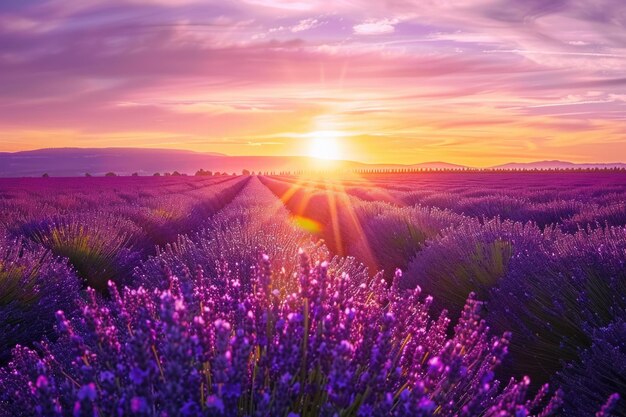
[0,148,624,177]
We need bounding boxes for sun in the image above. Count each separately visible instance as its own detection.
[307,131,343,160]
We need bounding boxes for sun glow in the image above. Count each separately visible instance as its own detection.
[307,131,343,160]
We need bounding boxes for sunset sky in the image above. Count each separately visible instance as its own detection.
[0,0,625,166]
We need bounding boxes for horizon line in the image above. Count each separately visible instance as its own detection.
[2,146,625,169]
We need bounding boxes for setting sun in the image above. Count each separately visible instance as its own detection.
[307,131,343,160]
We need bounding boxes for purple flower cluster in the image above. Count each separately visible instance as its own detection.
[0,252,564,416]
[257,174,626,412]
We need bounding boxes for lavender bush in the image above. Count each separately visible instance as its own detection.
[348,205,465,280]
[557,320,625,417]
[563,201,626,232]
[486,226,626,380]
[403,219,549,313]
[123,176,249,246]
[16,213,143,291]
[0,252,564,417]
[404,218,626,406]
[0,236,80,362]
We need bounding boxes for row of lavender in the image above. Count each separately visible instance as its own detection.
[298,172,626,229]
[259,174,625,416]
[0,177,589,416]
[0,176,249,362]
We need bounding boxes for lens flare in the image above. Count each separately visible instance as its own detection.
[292,215,322,233]
[307,131,342,160]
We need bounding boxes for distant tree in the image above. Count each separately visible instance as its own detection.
[42,173,49,178]
[223,172,229,176]
[242,169,251,176]
[131,172,139,177]
[153,172,161,177]
[105,172,117,177]
[85,173,92,177]
[195,169,213,176]
[214,172,221,176]
[172,171,181,177]
[164,172,171,177]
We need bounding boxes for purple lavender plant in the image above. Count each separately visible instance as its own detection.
[405,218,626,412]
[0,236,80,363]
[348,204,465,280]
[557,320,624,417]
[486,226,626,382]
[0,252,563,416]
[404,218,549,312]
[17,212,142,291]
[564,201,626,232]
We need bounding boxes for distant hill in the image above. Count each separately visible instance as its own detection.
[0,148,370,177]
[411,161,467,170]
[0,148,471,177]
[0,148,229,177]
[492,160,626,170]
[0,148,623,177]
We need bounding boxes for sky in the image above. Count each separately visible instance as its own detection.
[0,0,625,166]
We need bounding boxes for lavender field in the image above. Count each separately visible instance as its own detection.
[0,172,624,416]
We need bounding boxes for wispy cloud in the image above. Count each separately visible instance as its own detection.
[291,18,322,32]
[353,19,399,35]
[484,49,625,58]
